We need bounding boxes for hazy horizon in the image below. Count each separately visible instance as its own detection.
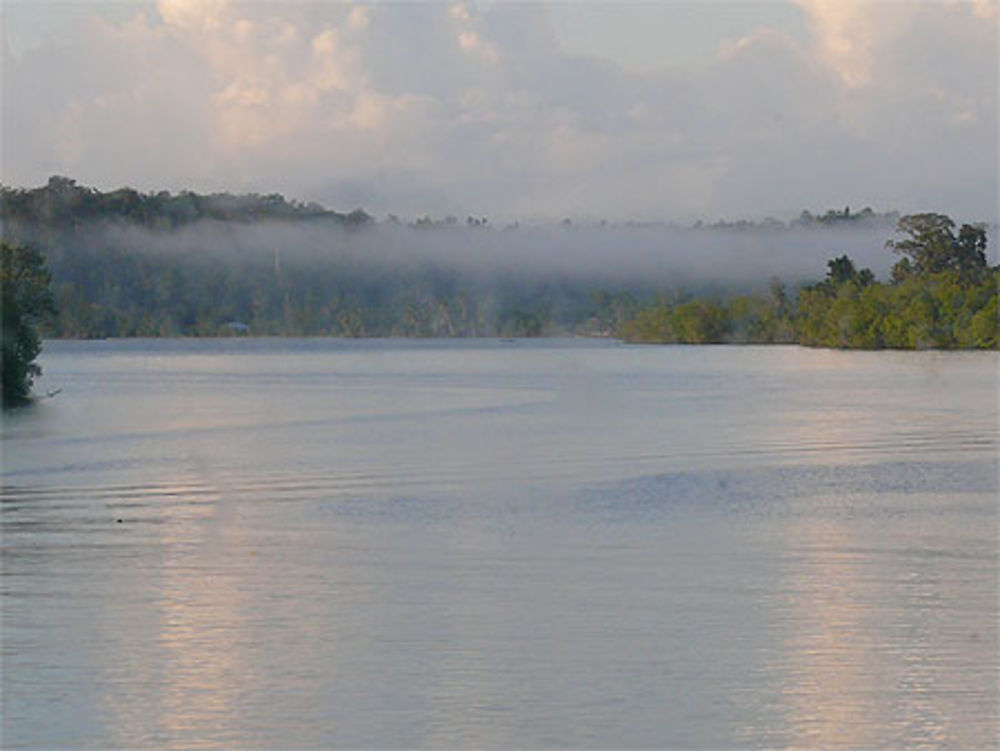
[2,1,997,224]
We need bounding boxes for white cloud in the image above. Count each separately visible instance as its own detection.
[1,1,996,222]
[791,0,878,87]
[156,0,230,33]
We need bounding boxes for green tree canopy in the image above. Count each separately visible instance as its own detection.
[817,254,874,291]
[2,241,55,406]
[887,213,989,281]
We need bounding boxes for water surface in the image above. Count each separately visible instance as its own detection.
[2,339,997,748]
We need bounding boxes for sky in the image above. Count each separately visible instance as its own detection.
[1,0,997,223]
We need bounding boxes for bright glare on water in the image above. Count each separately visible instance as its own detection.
[2,338,997,749]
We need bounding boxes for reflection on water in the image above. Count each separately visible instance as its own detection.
[768,508,998,750]
[150,486,245,750]
[776,520,889,748]
[2,339,997,748]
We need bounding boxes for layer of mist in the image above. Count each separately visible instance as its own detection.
[6,191,995,338]
[63,217,904,290]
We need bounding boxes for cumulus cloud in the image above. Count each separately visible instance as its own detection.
[791,0,880,87]
[1,0,996,222]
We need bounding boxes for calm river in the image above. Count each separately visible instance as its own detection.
[2,338,997,748]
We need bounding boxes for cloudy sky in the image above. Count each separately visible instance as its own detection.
[2,1,997,222]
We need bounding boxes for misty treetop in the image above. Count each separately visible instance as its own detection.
[2,176,903,235]
[793,214,996,349]
[2,178,594,338]
[0,176,373,231]
[623,215,997,349]
[0,177,994,349]
[886,213,989,282]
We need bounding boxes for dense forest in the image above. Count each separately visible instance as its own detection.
[623,258,997,349]
[622,214,997,349]
[0,177,996,349]
[1,177,629,338]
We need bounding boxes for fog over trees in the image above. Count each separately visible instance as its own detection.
[0,177,995,349]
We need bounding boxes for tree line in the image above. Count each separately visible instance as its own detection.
[0,178,645,340]
[622,214,997,349]
[1,175,372,230]
[4,176,902,234]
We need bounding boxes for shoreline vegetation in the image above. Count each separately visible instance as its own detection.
[2,176,997,402]
[622,253,997,349]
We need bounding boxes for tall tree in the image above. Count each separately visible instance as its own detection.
[887,213,989,280]
[2,241,55,406]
